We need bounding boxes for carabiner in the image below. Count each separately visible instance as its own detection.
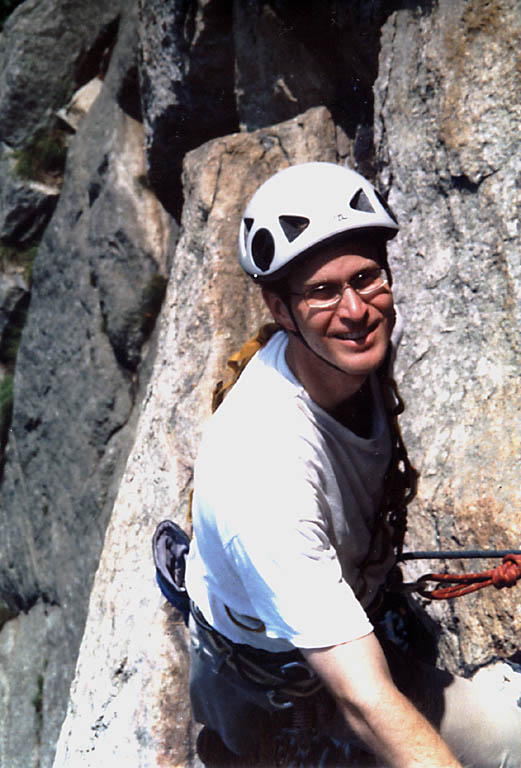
[267,689,293,710]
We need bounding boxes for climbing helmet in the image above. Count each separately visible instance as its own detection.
[238,162,398,282]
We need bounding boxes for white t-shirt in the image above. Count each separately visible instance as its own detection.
[185,331,395,652]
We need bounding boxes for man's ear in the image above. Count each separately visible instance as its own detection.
[262,288,296,332]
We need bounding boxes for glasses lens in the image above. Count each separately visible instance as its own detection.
[302,269,387,308]
[304,283,341,308]
[353,269,386,295]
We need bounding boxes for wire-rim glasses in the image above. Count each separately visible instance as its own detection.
[290,267,388,309]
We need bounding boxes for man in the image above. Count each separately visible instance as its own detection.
[185,163,521,767]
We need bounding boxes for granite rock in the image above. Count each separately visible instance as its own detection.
[53,106,340,768]
[375,0,521,673]
[0,5,173,767]
[0,0,122,147]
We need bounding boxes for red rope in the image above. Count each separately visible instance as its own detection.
[413,554,521,600]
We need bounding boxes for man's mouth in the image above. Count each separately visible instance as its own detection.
[333,323,377,342]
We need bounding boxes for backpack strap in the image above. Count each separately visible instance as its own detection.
[211,322,282,412]
[185,323,282,526]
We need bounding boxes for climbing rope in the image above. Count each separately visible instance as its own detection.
[398,551,521,600]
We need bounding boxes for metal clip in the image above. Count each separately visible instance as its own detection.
[267,689,294,710]
[279,660,316,682]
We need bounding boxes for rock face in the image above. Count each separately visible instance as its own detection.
[0,3,172,767]
[53,107,340,767]
[0,0,520,766]
[375,0,521,673]
[0,0,122,147]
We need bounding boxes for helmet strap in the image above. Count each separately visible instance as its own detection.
[283,299,349,376]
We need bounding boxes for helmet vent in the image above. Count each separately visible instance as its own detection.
[278,215,310,243]
[374,190,398,224]
[251,228,275,271]
[243,217,254,248]
[349,189,374,214]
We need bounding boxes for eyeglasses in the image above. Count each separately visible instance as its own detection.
[290,267,389,309]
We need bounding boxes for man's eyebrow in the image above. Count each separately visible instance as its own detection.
[300,278,334,289]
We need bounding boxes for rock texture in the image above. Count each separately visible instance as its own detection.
[53,107,339,767]
[0,0,520,766]
[375,0,521,673]
[0,0,121,147]
[0,3,172,767]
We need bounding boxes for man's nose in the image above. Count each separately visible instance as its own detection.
[336,286,369,321]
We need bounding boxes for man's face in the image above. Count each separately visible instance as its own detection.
[282,239,394,389]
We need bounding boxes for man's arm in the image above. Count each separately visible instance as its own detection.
[301,632,461,768]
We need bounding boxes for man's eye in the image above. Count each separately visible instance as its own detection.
[305,283,339,302]
[351,268,381,290]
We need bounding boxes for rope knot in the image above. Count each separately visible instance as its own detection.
[492,554,521,589]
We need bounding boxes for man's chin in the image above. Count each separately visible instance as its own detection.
[324,346,388,378]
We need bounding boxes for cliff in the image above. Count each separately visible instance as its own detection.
[0,1,519,766]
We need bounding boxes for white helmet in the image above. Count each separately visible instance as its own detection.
[238,162,398,281]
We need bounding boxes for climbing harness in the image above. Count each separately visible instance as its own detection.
[190,601,322,706]
[152,521,323,705]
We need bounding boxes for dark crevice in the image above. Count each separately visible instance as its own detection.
[117,63,142,122]
[141,0,239,219]
[75,16,121,86]
[451,174,481,193]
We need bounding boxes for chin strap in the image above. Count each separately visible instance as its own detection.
[285,302,350,375]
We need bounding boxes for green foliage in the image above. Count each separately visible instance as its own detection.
[0,242,38,285]
[0,243,32,462]
[12,129,68,184]
[0,598,16,629]
[0,0,24,29]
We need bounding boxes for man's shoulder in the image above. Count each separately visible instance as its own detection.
[212,333,300,425]
[198,353,322,475]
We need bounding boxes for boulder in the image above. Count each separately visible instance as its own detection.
[0,5,173,767]
[375,0,521,673]
[0,0,122,147]
[53,106,341,767]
